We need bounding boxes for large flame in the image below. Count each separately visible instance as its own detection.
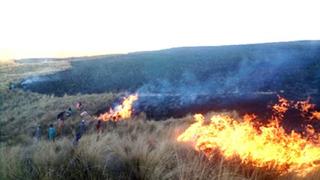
[98,94,138,121]
[177,96,320,176]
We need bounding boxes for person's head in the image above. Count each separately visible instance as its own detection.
[49,124,53,128]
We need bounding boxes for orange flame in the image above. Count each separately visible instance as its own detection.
[311,111,320,120]
[177,96,320,176]
[98,94,138,122]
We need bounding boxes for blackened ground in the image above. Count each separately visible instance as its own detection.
[19,41,320,98]
[17,41,320,123]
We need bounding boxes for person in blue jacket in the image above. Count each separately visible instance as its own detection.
[48,124,56,141]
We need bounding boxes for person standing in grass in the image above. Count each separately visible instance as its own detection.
[57,118,64,136]
[65,107,73,117]
[34,125,41,141]
[73,120,86,145]
[76,102,83,111]
[48,124,57,142]
[95,119,103,141]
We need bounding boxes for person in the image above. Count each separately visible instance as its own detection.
[74,130,82,145]
[76,102,83,111]
[48,124,56,141]
[80,111,89,117]
[34,125,41,141]
[57,111,65,121]
[95,119,103,141]
[65,107,72,117]
[96,119,102,133]
[9,82,15,90]
[57,118,64,136]
[73,120,86,145]
[79,120,86,134]
[110,115,118,128]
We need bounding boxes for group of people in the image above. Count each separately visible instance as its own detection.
[33,102,106,144]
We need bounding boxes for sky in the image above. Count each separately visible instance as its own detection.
[0,0,320,60]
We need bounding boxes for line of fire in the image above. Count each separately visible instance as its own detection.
[99,93,320,177]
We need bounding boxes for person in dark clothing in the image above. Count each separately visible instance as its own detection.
[9,82,16,90]
[95,119,104,141]
[111,116,118,128]
[79,120,86,134]
[96,120,102,133]
[65,107,72,117]
[57,111,65,121]
[73,120,87,145]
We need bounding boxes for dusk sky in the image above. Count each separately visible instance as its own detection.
[0,0,319,60]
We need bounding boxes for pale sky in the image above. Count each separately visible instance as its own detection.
[0,0,320,60]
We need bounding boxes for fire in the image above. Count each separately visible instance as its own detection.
[98,94,138,121]
[177,96,320,176]
[312,111,320,120]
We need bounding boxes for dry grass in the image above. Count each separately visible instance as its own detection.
[2,117,320,180]
[0,59,70,90]
[0,59,119,144]
[0,89,118,145]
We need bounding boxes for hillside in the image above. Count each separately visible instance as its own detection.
[1,41,320,180]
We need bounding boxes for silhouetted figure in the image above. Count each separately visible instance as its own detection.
[57,111,65,121]
[96,120,102,133]
[96,119,103,141]
[111,116,118,128]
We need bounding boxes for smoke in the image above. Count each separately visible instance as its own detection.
[135,47,319,119]
[21,76,57,87]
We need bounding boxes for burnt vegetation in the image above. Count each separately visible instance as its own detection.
[1,41,320,180]
[20,41,320,119]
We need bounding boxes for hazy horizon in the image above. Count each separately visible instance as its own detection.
[1,0,320,60]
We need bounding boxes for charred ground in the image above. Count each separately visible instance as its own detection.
[19,41,320,119]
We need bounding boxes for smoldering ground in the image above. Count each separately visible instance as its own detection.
[18,41,320,119]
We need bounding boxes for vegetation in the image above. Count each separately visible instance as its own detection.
[1,41,320,179]
[3,117,320,180]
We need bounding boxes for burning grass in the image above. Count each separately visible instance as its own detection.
[2,90,320,179]
[177,96,320,177]
[98,94,138,122]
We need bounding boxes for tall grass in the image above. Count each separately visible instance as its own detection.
[2,117,320,180]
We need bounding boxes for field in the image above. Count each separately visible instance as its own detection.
[1,41,320,180]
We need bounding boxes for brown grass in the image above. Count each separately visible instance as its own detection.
[2,117,320,180]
